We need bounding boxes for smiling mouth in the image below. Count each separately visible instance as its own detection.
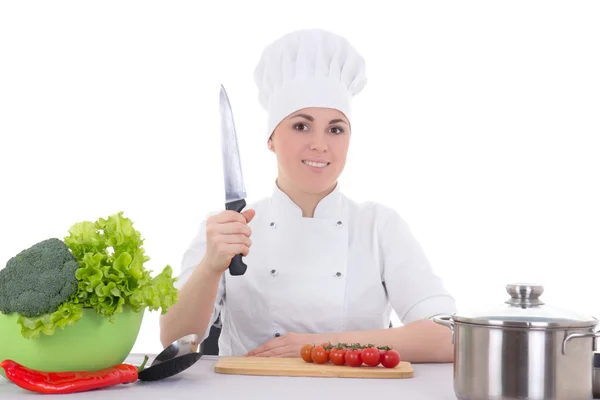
[302,160,330,168]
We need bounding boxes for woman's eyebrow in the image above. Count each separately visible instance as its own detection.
[289,114,348,125]
[290,113,314,121]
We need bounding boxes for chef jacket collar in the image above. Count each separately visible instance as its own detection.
[271,181,344,219]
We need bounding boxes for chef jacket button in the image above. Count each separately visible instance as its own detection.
[335,272,342,277]
[274,332,281,337]
[269,222,276,228]
[336,221,343,227]
[270,269,278,276]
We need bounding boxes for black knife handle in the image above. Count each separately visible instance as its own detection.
[225,199,247,276]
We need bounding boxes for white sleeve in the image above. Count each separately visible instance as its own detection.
[380,210,457,324]
[176,217,225,342]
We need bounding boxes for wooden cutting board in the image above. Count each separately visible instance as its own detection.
[214,357,414,379]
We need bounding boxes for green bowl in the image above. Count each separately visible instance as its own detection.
[0,307,144,379]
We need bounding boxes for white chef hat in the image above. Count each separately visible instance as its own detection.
[254,29,367,140]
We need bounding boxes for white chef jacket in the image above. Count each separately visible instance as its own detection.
[176,183,456,356]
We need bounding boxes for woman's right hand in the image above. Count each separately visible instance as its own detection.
[202,208,256,275]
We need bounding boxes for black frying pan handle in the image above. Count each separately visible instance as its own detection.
[225,199,248,276]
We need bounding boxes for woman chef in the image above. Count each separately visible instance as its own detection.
[160,29,457,363]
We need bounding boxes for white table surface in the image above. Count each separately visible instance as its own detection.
[0,353,458,399]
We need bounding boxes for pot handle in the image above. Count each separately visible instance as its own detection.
[432,315,455,344]
[432,315,454,330]
[562,331,600,355]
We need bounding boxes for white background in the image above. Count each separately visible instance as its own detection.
[1,1,599,356]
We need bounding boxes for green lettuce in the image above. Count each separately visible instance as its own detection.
[18,302,84,338]
[17,212,178,339]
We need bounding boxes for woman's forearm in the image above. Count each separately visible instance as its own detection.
[159,260,221,348]
[328,319,454,363]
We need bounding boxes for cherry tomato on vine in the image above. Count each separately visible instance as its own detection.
[344,349,363,367]
[380,349,400,368]
[311,345,329,364]
[329,347,347,366]
[361,346,381,367]
[300,344,314,363]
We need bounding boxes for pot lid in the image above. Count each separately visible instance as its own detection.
[452,283,598,329]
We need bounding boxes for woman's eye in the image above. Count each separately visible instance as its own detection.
[294,123,308,131]
[329,126,344,134]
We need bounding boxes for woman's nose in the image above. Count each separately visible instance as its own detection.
[308,135,328,152]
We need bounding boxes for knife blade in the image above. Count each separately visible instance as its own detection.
[219,84,248,276]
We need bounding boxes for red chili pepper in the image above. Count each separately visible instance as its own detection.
[0,355,149,394]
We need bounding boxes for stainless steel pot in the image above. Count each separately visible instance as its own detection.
[434,283,600,400]
[593,353,600,399]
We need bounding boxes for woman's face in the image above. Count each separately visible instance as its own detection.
[268,107,351,195]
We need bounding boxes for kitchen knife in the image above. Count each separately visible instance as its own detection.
[219,84,248,276]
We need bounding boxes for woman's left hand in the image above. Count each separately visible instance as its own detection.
[246,332,331,357]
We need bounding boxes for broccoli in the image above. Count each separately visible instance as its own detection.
[0,238,80,317]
